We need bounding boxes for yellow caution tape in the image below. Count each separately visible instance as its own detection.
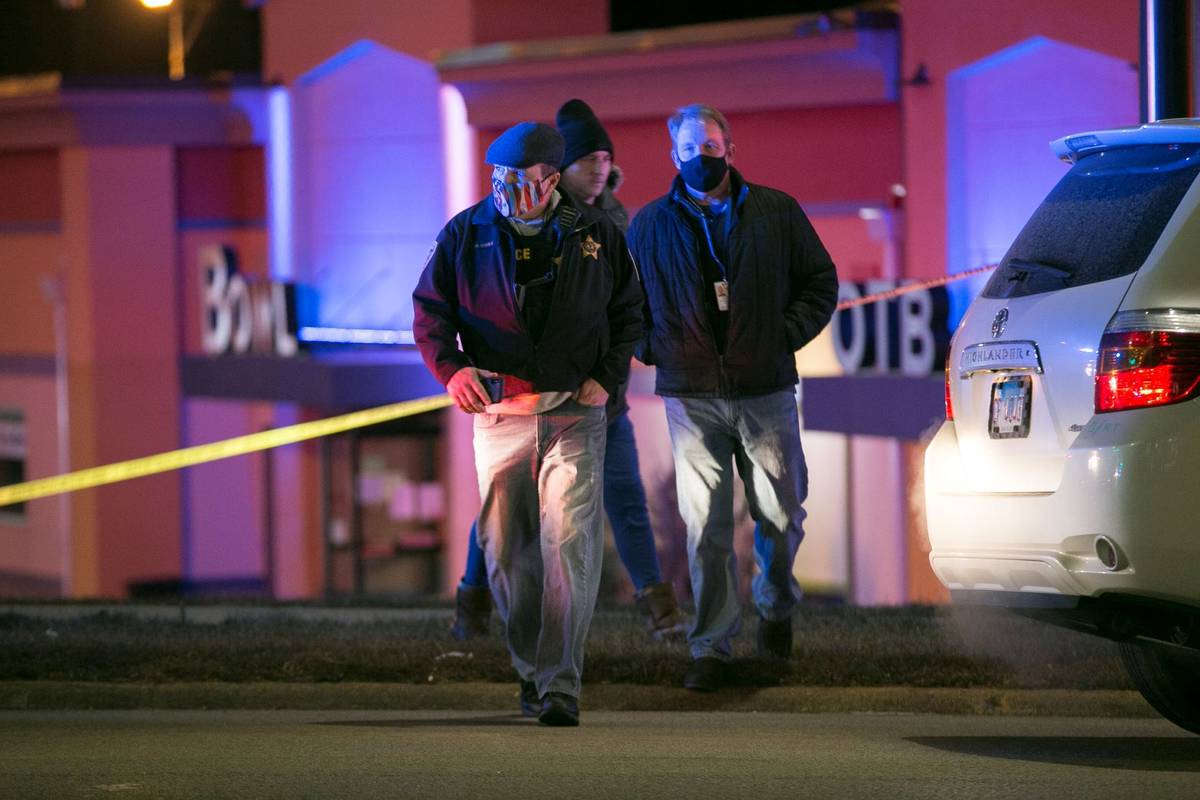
[0,394,453,508]
[835,263,998,311]
[0,265,1002,509]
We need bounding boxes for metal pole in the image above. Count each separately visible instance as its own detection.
[42,272,71,597]
[844,435,856,605]
[261,427,276,598]
[350,432,363,595]
[1141,0,1192,122]
[320,436,333,598]
[168,3,185,80]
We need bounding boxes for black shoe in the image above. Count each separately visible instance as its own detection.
[519,680,539,717]
[757,617,793,660]
[683,657,725,692]
[449,584,492,641]
[538,692,580,727]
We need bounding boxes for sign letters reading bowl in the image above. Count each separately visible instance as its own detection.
[958,341,1043,379]
[200,244,299,358]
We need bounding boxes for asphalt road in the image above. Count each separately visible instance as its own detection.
[2,710,1198,799]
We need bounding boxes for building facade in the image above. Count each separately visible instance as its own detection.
[0,1,1142,602]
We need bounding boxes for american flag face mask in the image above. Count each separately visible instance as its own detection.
[491,166,553,218]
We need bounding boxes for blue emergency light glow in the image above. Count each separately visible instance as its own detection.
[297,326,414,345]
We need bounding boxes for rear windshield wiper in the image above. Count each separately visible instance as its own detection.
[1005,258,1072,281]
[991,258,1073,298]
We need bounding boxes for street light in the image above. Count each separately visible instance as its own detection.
[62,1,213,81]
[137,0,184,79]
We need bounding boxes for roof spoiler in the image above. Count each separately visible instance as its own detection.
[1051,119,1200,164]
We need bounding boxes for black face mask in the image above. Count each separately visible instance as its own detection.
[679,153,728,192]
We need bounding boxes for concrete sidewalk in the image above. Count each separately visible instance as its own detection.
[0,681,1155,718]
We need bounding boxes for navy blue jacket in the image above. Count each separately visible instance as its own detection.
[627,170,838,398]
[412,192,643,400]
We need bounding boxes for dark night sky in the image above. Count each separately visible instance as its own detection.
[610,0,867,32]
[0,0,865,79]
[0,0,261,78]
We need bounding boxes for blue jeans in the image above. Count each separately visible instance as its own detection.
[472,400,607,698]
[663,389,807,661]
[461,410,662,592]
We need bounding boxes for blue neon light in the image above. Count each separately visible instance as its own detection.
[268,88,294,280]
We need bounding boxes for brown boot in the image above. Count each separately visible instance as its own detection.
[449,584,492,640]
[634,581,688,641]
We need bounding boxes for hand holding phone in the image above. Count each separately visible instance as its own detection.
[448,368,495,413]
[481,376,504,404]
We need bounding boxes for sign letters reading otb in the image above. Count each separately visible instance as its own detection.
[200,245,299,357]
[833,281,950,376]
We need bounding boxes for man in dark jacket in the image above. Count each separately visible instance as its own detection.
[449,99,686,643]
[627,104,838,692]
[413,122,643,725]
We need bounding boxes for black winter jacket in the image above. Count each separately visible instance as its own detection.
[562,181,633,418]
[412,192,643,400]
[627,170,838,398]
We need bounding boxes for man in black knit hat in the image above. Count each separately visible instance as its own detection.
[556,98,688,637]
[556,98,628,229]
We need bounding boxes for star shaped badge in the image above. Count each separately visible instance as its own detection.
[580,235,601,260]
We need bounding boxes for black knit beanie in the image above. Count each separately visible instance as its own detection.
[556,99,613,170]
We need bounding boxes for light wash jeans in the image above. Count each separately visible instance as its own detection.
[472,399,606,698]
[663,388,808,661]
[461,410,663,591]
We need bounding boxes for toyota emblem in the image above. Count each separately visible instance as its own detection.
[991,308,1009,338]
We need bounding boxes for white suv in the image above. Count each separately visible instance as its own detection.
[925,120,1200,734]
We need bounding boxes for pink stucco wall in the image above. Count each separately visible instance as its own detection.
[900,0,1139,278]
[60,145,183,596]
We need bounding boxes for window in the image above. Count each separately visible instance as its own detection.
[0,409,26,521]
[983,144,1200,299]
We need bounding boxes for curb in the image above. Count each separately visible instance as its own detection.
[0,682,1155,717]
[0,604,453,625]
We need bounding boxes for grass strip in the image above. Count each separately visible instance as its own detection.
[2,604,1130,690]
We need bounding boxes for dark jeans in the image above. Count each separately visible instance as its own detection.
[461,410,662,592]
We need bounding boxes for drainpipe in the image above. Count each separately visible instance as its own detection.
[1141,0,1192,122]
[41,271,71,596]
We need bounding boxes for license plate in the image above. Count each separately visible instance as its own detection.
[959,340,1042,378]
[989,375,1032,439]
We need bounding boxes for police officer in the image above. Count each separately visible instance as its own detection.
[413,122,642,726]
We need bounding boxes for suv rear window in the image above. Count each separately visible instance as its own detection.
[983,143,1200,299]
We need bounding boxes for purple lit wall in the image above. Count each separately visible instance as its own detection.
[290,41,454,335]
[945,36,1138,326]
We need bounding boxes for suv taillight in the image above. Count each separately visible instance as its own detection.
[1095,310,1200,413]
[944,355,954,420]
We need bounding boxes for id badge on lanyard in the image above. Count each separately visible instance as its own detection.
[714,280,729,311]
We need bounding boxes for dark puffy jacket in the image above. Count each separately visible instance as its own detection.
[412,192,642,400]
[627,170,838,398]
[594,184,629,234]
[563,180,632,417]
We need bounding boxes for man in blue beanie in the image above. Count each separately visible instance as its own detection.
[449,101,687,644]
[413,121,643,726]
